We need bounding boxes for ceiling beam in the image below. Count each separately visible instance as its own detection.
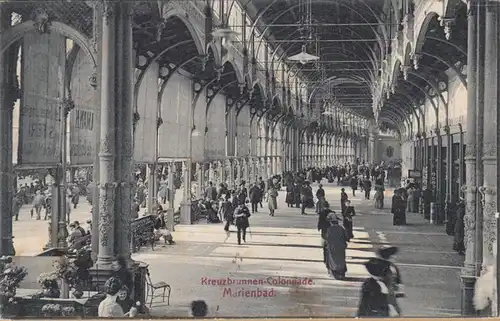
[307,60,373,63]
[266,39,382,43]
[250,22,399,27]
[296,68,374,71]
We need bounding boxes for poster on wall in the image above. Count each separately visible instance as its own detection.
[69,106,95,165]
[18,32,65,166]
[430,167,437,196]
[422,166,428,188]
[69,50,98,166]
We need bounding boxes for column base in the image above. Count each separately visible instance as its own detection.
[180,201,192,225]
[1,236,15,256]
[56,221,69,249]
[461,274,478,316]
[96,255,114,270]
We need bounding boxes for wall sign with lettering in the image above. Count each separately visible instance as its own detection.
[18,32,65,166]
[69,49,98,166]
[69,106,95,165]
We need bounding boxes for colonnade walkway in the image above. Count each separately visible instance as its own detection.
[128,183,464,317]
[12,183,463,316]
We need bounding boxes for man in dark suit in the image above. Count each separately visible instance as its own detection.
[204,181,217,201]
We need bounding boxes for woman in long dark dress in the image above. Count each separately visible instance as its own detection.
[391,190,406,225]
[342,200,356,241]
[325,214,348,280]
[357,258,399,317]
[377,246,404,315]
[285,183,294,207]
[293,182,301,208]
[317,204,332,273]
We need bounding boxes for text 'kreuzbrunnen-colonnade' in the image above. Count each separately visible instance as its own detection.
[6,0,500,316]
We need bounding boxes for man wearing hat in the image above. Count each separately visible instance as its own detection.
[74,221,86,237]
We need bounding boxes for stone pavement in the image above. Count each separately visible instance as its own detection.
[11,182,463,316]
[132,182,464,318]
[13,202,92,256]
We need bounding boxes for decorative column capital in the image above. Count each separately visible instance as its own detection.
[101,0,115,25]
[400,65,411,80]
[411,52,423,70]
[438,16,455,40]
[31,7,51,34]
[465,0,476,17]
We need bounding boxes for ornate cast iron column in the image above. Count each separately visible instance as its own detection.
[480,1,498,270]
[368,133,375,164]
[445,125,454,232]
[220,161,225,186]
[180,160,190,223]
[475,0,486,279]
[461,0,481,315]
[436,127,443,224]
[196,163,202,199]
[207,162,213,183]
[0,4,16,256]
[90,1,102,261]
[97,1,134,267]
[227,159,234,190]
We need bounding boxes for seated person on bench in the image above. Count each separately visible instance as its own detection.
[67,222,83,249]
[154,211,176,245]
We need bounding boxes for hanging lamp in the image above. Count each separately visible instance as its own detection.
[288,44,320,65]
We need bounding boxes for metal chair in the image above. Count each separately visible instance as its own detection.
[145,269,171,307]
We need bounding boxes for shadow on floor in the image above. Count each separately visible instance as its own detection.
[245,242,322,249]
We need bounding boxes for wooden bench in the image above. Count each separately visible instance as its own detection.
[70,234,91,250]
[131,215,156,253]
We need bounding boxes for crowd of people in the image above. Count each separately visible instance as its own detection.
[16,160,419,317]
[180,160,408,317]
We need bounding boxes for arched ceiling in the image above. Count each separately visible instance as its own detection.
[379,4,467,133]
[248,0,387,118]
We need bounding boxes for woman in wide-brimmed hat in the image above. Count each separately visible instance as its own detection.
[377,246,404,314]
[324,213,348,280]
[357,258,399,317]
